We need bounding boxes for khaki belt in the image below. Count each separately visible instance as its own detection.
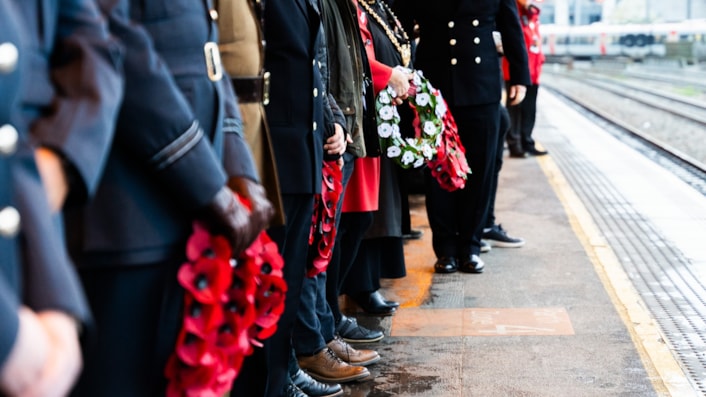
[231,72,270,105]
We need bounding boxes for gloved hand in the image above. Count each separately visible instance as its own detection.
[200,186,258,256]
[227,176,274,234]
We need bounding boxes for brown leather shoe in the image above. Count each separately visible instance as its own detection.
[298,347,370,383]
[327,336,381,366]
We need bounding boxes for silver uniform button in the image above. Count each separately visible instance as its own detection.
[451,58,458,65]
[313,88,319,97]
[472,19,479,27]
[475,57,481,64]
[0,124,19,155]
[0,206,20,238]
[0,42,19,74]
[474,37,480,44]
[313,122,318,131]
[449,39,457,46]
[209,9,219,21]
[447,21,455,28]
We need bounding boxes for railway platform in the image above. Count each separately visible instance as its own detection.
[338,89,706,397]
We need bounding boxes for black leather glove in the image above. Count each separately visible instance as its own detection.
[200,186,258,256]
[227,176,274,234]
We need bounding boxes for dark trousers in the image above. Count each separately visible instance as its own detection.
[72,258,183,397]
[425,103,499,258]
[325,211,374,323]
[231,194,314,397]
[292,153,355,356]
[506,83,539,152]
[486,104,510,228]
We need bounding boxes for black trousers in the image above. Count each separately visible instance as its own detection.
[230,194,314,397]
[486,104,510,228]
[425,103,499,259]
[72,258,184,397]
[506,83,539,152]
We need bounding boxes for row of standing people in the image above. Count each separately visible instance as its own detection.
[0,0,542,397]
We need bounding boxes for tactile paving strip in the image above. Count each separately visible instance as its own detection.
[547,118,706,395]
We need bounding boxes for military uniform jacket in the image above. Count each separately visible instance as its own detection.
[262,0,325,195]
[1,0,90,365]
[14,0,123,203]
[394,0,531,107]
[65,0,257,266]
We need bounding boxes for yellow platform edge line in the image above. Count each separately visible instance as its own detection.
[537,155,698,397]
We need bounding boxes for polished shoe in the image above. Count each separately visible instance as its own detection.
[350,291,397,316]
[372,290,399,308]
[433,256,458,274]
[483,224,525,248]
[327,336,381,366]
[480,239,492,253]
[459,254,485,274]
[526,147,548,156]
[284,382,309,397]
[298,347,370,383]
[336,315,384,343]
[291,369,343,397]
[402,228,423,240]
[509,150,528,158]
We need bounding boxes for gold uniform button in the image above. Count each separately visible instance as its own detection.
[475,57,481,64]
[449,39,457,46]
[0,206,20,238]
[472,19,479,27]
[0,124,19,155]
[313,122,318,131]
[0,42,19,74]
[447,21,455,28]
[474,37,480,44]
[451,58,458,65]
[313,88,319,97]
[209,9,219,21]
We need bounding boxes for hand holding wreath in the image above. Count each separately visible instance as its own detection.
[375,69,471,191]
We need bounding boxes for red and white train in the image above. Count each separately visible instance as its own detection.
[540,19,706,61]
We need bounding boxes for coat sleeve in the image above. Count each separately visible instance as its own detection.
[497,0,530,86]
[95,0,227,210]
[29,0,123,203]
[221,75,260,182]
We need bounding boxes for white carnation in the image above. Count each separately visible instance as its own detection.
[391,123,401,137]
[415,93,430,107]
[378,123,392,138]
[422,144,435,159]
[379,90,391,104]
[379,106,395,121]
[414,158,425,168]
[435,100,447,118]
[423,121,437,135]
[387,146,401,158]
[401,151,415,165]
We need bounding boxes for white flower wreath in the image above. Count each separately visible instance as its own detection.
[375,69,445,169]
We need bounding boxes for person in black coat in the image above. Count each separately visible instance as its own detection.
[1,1,89,394]
[394,0,530,274]
[63,1,270,396]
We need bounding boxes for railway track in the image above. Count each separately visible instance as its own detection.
[542,70,706,197]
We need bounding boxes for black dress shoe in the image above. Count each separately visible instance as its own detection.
[336,315,384,343]
[526,147,548,156]
[291,369,343,397]
[459,255,485,274]
[284,382,309,397]
[371,290,399,308]
[351,291,397,316]
[434,257,458,274]
[402,229,423,240]
[509,150,528,158]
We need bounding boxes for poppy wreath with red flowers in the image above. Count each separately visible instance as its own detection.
[375,69,470,191]
[165,202,287,397]
[307,160,343,277]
